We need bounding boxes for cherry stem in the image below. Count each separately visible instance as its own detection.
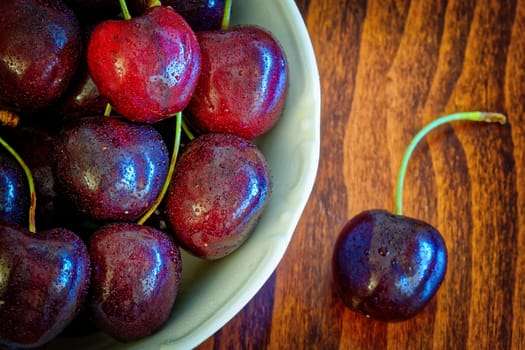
[395,111,506,216]
[137,111,182,225]
[103,103,112,117]
[221,0,232,30]
[0,136,36,233]
[119,0,132,20]
[181,118,195,140]
[148,0,162,7]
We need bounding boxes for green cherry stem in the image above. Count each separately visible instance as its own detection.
[148,0,162,7]
[119,0,132,20]
[137,111,182,225]
[181,117,195,141]
[221,0,232,30]
[103,103,112,117]
[0,136,36,233]
[395,111,507,216]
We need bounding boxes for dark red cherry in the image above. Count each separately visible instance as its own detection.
[1,127,73,230]
[186,25,288,140]
[51,116,169,222]
[0,0,81,113]
[167,0,226,31]
[50,22,108,127]
[165,133,272,259]
[0,222,91,348]
[88,222,183,342]
[332,209,447,322]
[331,112,507,322]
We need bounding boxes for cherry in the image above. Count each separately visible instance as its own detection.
[332,111,506,321]
[87,222,183,342]
[49,22,109,127]
[165,132,272,260]
[50,62,108,128]
[167,0,230,31]
[0,127,76,230]
[332,210,447,321]
[0,0,81,113]
[87,5,201,123]
[0,146,29,226]
[0,136,91,349]
[0,222,91,348]
[51,116,170,222]
[117,0,230,31]
[186,25,288,140]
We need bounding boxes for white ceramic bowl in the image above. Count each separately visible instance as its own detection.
[51,0,320,348]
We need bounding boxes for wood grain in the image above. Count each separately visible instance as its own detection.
[198,0,525,348]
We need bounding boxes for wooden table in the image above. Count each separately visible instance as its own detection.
[199,1,524,348]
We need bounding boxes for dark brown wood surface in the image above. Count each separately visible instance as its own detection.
[198,1,524,348]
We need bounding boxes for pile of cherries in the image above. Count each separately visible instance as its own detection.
[0,0,288,347]
[2,0,503,348]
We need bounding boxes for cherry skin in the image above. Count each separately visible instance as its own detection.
[165,133,272,260]
[88,222,183,342]
[186,25,288,140]
[0,0,81,113]
[0,148,29,226]
[119,0,227,31]
[166,0,226,31]
[50,61,108,127]
[51,116,169,222]
[0,221,91,348]
[87,6,201,123]
[49,22,108,127]
[332,210,447,321]
[0,127,80,230]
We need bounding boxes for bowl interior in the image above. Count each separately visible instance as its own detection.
[50,0,320,349]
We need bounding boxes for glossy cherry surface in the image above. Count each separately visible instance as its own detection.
[186,25,288,140]
[118,0,226,30]
[51,23,108,126]
[88,222,182,342]
[0,0,81,113]
[0,222,90,348]
[0,149,29,226]
[166,133,272,259]
[167,0,226,31]
[332,209,447,321]
[1,127,74,230]
[52,116,169,222]
[87,6,201,123]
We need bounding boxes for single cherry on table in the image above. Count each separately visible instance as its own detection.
[332,111,507,321]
